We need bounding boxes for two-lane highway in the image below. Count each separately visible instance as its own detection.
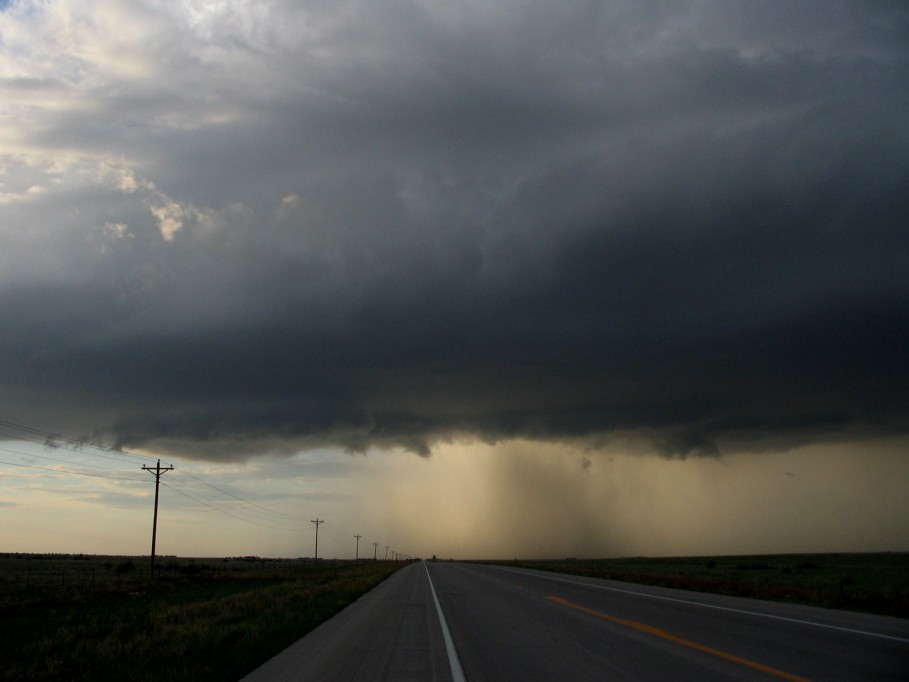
[242,561,909,680]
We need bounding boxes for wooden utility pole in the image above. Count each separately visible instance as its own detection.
[142,459,173,580]
[311,518,324,563]
[373,542,379,561]
[354,534,362,563]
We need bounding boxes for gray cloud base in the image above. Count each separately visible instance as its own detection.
[1,1,907,458]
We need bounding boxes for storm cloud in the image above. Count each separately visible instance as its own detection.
[2,0,908,459]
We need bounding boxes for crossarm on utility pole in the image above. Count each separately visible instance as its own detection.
[142,459,173,580]
[311,518,324,563]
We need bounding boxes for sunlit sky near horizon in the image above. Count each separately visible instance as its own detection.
[2,1,908,559]
[5,427,909,560]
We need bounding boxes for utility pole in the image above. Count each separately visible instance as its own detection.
[311,518,324,563]
[385,545,389,561]
[354,534,362,563]
[372,542,379,561]
[142,459,173,580]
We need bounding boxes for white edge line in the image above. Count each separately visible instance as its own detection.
[494,565,909,644]
[425,562,467,682]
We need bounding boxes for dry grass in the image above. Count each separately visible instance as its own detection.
[0,555,404,682]
[490,552,909,618]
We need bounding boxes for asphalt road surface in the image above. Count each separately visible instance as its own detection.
[241,561,909,681]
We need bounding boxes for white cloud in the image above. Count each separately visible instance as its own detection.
[103,221,130,239]
[0,0,163,81]
[149,200,185,241]
[95,220,133,254]
[92,162,157,194]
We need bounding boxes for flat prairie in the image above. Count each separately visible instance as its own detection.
[0,554,403,682]
[487,552,909,618]
[3,552,905,681]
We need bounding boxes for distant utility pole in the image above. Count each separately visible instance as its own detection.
[311,518,324,563]
[142,459,173,580]
[372,542,379,561]
[385,545,389,561]
[354,534,362,563]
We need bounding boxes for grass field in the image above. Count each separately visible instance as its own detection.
[3,552,905,681]
[490,552,909,618]
[0,554,404,682]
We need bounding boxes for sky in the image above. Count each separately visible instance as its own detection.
[1,0,908,560]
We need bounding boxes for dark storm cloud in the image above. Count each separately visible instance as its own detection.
[1,1,907,458]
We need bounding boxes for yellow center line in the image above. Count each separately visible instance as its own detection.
[546,595,811,682]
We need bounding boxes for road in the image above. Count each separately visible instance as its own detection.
[241,561,909,681]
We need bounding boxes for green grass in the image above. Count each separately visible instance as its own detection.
[485,553,909,618]
[0,555,404,682]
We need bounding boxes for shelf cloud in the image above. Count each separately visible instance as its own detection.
[2,0,907,460]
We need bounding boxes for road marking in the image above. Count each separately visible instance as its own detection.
[496,567,909,644]
[547,595,810,682]
[425,563,467,682]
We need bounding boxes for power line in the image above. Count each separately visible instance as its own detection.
[159,481,312,531]
[1,451,321,537]
[0,458,147,482]
[1,416,308,527]
[174,469,306,521]
[3,453,384,559]
[164,475,313,530]
[0,436,300,529]
[0,444,129,473]
[0,428,154,470]
[1,417,389,558]
[0,417,164,466]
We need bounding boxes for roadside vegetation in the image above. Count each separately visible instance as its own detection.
[0,554,404,682]
[491,553,909,618]
[4,552,904,681]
